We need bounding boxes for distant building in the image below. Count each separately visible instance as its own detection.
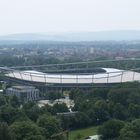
[115,57,124,60]
[5,86,40,102]
[0,89,3,93]
[90,47,95,54]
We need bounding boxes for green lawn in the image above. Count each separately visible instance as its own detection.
[69,126,99,140]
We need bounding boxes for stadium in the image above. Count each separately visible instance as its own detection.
[5,68,140,85]
[0,59,140,91]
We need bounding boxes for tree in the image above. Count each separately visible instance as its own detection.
[108,88,130,106]
[22,102,43,122]
[24,105,42,122]
[127,92,140,105]
[92,88,109,100]
[86,109,98,125]
[119,119,140,140]
[0,106,21,124]
[37,114,62,138]
[9,121,45,140]
[48,92,63,100]
[113,103,128,120]
[128,104,140,118]
[74,112,91,128]
[10,95,20,108]
[22,101,36,110]
[23,135,46,140]
[0,95,6,106]
[53,103,69,113]
[0,122,11,140]
[94,100,108,111]
[98,119,124,140]
[93,105,110,123]
[69,88,85,101]
[59,115,71,130]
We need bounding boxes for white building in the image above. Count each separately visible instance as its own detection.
[5,86,40,102]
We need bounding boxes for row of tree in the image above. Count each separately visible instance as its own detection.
[98,118,140,140]
[1,82,140,139]
[68,82,140,139]
[0,94,68,140]
[0,93,93,140]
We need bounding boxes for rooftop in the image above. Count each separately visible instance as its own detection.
[12,86,36,90]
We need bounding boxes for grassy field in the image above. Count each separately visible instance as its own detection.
[68,126,99,140]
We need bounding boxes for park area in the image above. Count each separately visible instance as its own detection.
[69,126,99,140]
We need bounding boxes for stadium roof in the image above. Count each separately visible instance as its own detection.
[6,68,140,84]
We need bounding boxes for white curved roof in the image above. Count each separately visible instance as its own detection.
[6,68,140,84]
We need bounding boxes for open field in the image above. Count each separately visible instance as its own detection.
[69,126,99,140]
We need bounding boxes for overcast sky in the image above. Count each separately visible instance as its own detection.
[0,0,140,35]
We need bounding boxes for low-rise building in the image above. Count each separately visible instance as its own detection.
[5,86,40,102]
